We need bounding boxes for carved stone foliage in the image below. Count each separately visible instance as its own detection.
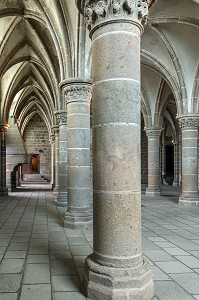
[145,128,161,138]
[64,84,92,103]
[0,124,8,133]
[50,134,55,144]
[56,111,67,125]
[178,117,199,128]
[79,0,150,28]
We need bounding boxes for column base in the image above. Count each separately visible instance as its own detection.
[179,194,199,206]
[145,188,161,197]
[56,192,67,207]
[53,186,59,196]
[172,182,178,187]
[64,211,93,229]
[83,254,154,300]
[0,187,8,197]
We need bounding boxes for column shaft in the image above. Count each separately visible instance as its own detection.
[173,142,179,186]
[55,111,68,207]
[50,134,55,189]
[53,126,59,194]
[145,129,161,196]
[0,124,8,196]
[178,116,199,206]
[60,79,92,229]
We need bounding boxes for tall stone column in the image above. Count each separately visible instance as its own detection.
[178,116,199,206]
[60,79,92,229]
[161,130,166,184]
[77,1,154,299]
[0,124,8,196]
[52,126,59,195]
[145,128,162,196]
[55,111,68,207]
[50,133,55,189]
[173,142,179,186]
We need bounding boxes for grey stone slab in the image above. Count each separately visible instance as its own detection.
[20,284,51,300]
[49,242,69,251]
[154,280,196,300]
[73,256,87,267]
[68,237,89,246]
[155,261,193,273]
[175,255,199,268]
[0,247,6,255]
[64,229,84,237]
[28,246,49,255]
[0,259,25,273]
[0,293,18,300]
[143,250,176,262]
[164,247,190,256]
[31,233,48,239]
[0,274,22,292]
[169,273,199,294]
[11,236,30,243]
[154,241,177,248]
[51,260,77,275]
[50,251,72,260]
[23,263,50,284]
[52,275,80,292]
[8,243,29,251]
[147,237,167,242]
[27,254,49,263]
[151,265,171,281]
[30,238,48,247]
[69,246,92,256]
[4,251,27,259]
[193,295,199,300]
[0,239,11,247]
[52,292,86,300]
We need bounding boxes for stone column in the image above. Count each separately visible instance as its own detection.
[0,124,8,196]
[60,79,92,229]
[52,126,59,195]
[161,130,166,184]
[76,1,154,299]
[55,110,68,207]
[145,128,162,196]
[178,116,199,206]
[173,142,179,186]
[50,133,55,189]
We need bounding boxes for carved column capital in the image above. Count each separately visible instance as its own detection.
[60,78,92,104]
[145,128,162,138]
[76,0,153,31]
[51,125,59,135]
[49,134,55,144]
[178,116,199,129]
[55,110,67,126]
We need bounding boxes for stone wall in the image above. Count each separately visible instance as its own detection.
[23,114,51,180]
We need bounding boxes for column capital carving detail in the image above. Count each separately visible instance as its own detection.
[60,78,92,104]
[50,134,55,144]
[145,128,162,138]
[77,0,154,30]
[52,125,59,135]
[178,117,199,129]
[55,110,67,125]
[0,123,8,133]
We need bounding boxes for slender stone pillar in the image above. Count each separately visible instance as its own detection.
[60,79,92,229]
[173,142,179,186]
[52,126,59,195]
[50,133,55,189]
[161,130,166,184]
[145,128,162,196]
[0,124,8,196]
[178,116,199,206]
[77,1,154,299]
[55,111,68,207]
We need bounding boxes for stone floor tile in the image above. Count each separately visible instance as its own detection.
[50,251,72,260]
[0,247,7,255]
[155,261,193,273]
[69,246,92,256]
[23,263,50,284]
[52,275,80,292]
[73,256,87,267]
[52,291,86,300]
[0,259,25,273]
[20,284,51,300]
[67,237,89,246]
[28,246,49,255]
[4,250,27,259]
[169,273,199,294]
[0,239,11,247]
[164,247,190,256]
[175,255,199,268]
[0,274,22,292]
[27,254,49,263]
[147,237,167,242]
[154,280,196,300]
[151,265,171,280]
[11,236,30,243]
[8,243,29,251]
[50,242,69,252]
[51,260,77,275]
[30,238,48,247]
[64,229,84,237]
[31,233,48,239]
[193,295,199,300]
[0,293,18,300]
[154,241,178,248]
[143,249,176,262]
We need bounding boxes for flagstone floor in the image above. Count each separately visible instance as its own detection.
[0,184,199,300]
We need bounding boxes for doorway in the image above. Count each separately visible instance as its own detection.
[31,154,39,173]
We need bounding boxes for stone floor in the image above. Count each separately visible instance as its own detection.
[0,184,199,299]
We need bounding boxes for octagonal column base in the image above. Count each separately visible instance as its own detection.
[179,194,199,206]
[56,192,67,207]
[64,211,93,229]
[83,255,154,300]
[145,188,161,197]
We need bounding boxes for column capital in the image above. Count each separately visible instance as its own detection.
[59,78,92,104]
[145,128,162,138]
[0,123,9,133]
[177,115,199,129]
[51,125,59,135]
[49,134,55,144]
[55,110,67,125]
[76,0,154,31]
